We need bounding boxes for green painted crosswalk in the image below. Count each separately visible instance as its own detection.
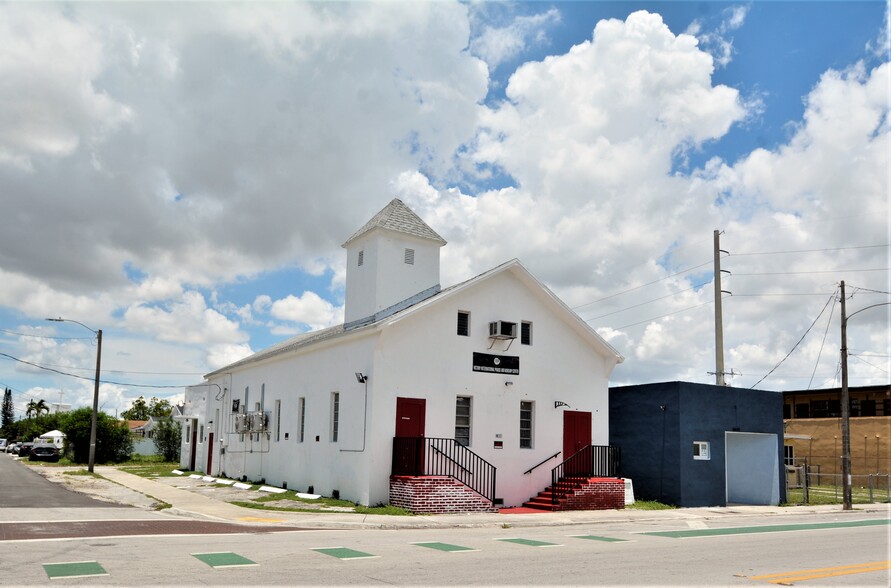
[312,547,379,560]
[43,561,108,579]
[572,535,628,542]
[192,552,258,568]
[413,541,478,552]
[642,518,890,539]
[497,537,561,547]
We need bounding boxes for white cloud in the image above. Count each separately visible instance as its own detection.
[470,7,561,71]
[269,292,343,332]
[123,291,246,346]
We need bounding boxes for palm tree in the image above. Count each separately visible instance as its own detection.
[35,399,49,420]
[26,400,37,419]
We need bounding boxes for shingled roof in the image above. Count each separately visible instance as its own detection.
[342,198,446,247]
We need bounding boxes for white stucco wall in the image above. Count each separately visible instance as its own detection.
[186,265,619,508]
[344,230,441,323]
[369,269,617,506]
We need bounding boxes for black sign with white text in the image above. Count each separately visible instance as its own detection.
[472,352,519,375]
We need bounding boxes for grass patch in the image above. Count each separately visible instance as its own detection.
[119,461,184,478]
[228,490,414,516]
[785,484,891,505]
[63,469,101,478]
[627,500,676,510]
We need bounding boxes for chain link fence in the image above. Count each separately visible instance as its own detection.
[786,463,891,505]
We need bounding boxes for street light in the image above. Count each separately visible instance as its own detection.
[46,317,102,473]
[838,281,890,511]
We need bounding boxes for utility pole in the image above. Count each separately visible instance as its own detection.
[839,281,852,510]
[714,229,728,386]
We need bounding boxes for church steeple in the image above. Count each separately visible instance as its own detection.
[342,199,446,328]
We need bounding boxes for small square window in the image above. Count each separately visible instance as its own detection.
[693,441,710,460]
[457,311,470,336]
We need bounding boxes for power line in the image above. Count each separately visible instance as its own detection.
[611,300,714,330]
[0,352,194,389]
[749,292,837,389]
[729,244,888,257]
[807,292,837,390]
[0,327,93,340]
[582,285,697,322]
[573,259,712,310]
[733,268,887,276]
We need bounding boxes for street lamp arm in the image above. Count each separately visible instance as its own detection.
[843,302,891,325]
[45,317,98,335]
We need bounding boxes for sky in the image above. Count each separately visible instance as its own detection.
[0,1,888,422]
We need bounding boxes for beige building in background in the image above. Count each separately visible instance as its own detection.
[783,385,890,477]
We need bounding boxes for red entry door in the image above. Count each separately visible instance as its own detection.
[395,398,426,474]
[395,397,426,437]
[563,411,592,459]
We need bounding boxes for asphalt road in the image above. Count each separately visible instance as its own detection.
[2,508,888,586]
[0,453,125,509]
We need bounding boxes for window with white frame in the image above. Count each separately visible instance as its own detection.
[693,441,710,460]
[455,396,471,446]
[520,401,533,448]
[298,397,306,443]
[331,392,340,442]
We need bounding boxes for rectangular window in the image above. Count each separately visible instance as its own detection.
[520,401,533,449]
[455,396,471,446]
[404,248,415,265]
[199,425,204,443]
[358,250,364,266]
[693,441,710,460]
[274,399,281,442]
[521,321,532,345]
[185,424,191,443]
[298,397,306,443]
[331,392,340,442]
[784,445,795,466]
[457,311,470,336]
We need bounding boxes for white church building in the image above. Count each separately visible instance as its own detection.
[180,199,624,511]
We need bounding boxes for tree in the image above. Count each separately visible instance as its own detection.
[122,396,173,420]
[1,388,14,432]
[121,396,149,421]
[61,408,132,464]
[148,397,172,418]
[34,399,49,420]
[25,400,37,419]
[153,417,181,462]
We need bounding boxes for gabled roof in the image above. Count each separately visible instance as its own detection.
[342,198,447,247]
[205,258,622,378]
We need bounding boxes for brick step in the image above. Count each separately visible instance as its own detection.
[521,497,557,511]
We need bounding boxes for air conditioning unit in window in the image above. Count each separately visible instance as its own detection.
[488,320,517,340]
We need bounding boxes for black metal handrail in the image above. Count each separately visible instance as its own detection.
[523,451,561,475]
[392,437,496,504]
[550,445,621,504]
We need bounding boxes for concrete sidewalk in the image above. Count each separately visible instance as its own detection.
[92,468,891,530]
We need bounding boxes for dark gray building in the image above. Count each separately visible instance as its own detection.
[609,381,785,507]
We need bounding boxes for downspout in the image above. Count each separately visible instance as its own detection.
[341,376,368,453]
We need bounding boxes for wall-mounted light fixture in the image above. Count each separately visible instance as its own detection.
[504,381,513,387]
[554,401,570,409]
[355,372,368,384]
